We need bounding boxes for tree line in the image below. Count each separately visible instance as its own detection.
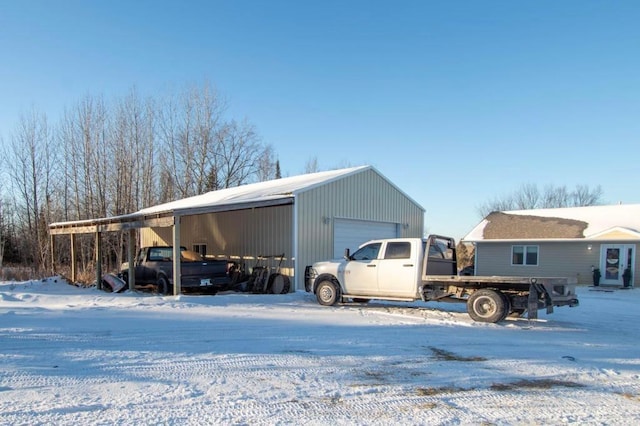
[0,82,279,276]
[476,183,603,218]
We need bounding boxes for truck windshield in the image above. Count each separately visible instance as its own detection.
[351,243,381,261]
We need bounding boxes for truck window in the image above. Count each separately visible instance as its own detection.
[351,243,382,261]
[384,242,411,259]
[149,247,172,261]
[137,248,147,263]
[428,239,454,260]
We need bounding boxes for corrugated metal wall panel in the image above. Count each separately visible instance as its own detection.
[295,168,424,290]
[141,205,294,277]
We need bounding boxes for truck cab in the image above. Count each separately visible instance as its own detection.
[307,238,429,302]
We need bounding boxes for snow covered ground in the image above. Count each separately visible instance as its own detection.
[1,278,639,425]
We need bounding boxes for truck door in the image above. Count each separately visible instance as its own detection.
[135,248,150,282]
[343,242,382,295]
[378,241,419,297]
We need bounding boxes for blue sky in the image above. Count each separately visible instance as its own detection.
[1,1,639,240]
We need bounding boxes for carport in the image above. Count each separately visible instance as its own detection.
[49,198,293,295]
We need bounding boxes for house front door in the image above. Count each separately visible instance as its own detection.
[600,244,635,286]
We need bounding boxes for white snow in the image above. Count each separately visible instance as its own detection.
[464,203,640,241]
[136,166,372,216]
[1,278,639,425]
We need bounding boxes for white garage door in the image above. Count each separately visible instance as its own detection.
[333,219,399,258]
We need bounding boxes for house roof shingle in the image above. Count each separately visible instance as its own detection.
[463,204,640,241]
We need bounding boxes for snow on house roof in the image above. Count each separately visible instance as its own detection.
[137,165,370,215]
[463,204,640,241]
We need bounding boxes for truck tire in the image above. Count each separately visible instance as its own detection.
[157,275,172,295]
[268,273,291,294]
[499,292,512,322]
[316,279,340,306]
[467,289,508,323]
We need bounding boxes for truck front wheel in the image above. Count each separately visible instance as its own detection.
[316,280,340,306]
[157,276,172,295]
[467,289,508,323]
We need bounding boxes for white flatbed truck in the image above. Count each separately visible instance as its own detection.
[305,235,579,323]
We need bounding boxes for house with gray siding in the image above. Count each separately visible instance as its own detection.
[462,204,640,287]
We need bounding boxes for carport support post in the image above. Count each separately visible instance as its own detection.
[50,233,56,275]
[95,231,102,290]
[70,234,77,283]
[172,215,181,295]
[127,229,136,291]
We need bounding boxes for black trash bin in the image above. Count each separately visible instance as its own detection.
[623,267,632,288]
[592,268,601,286]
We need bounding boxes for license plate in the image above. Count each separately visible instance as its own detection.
[200,279,211,286]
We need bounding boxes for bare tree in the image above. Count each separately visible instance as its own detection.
[476,195,516,218]
[572,184,603,207]
[0,196,5,268]
[214,119,267,188]
[305,156,320,174]
[109,88,157,214]
[158,82,225,198]
[540,184,570,208]
[0,147,7,268]
[514,183,540,210]
[105,89,158,270]
[255,145,277,182]
[57,96,111,274]
[4,109,57,271]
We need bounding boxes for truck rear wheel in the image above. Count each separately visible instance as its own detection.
[467,289,508,323]
[316,280,340,306]
[498,292,512,322]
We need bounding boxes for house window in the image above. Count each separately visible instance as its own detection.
[193,244,207,257]
[512,245,538,266]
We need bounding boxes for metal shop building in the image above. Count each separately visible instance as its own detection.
[49,165,425,293]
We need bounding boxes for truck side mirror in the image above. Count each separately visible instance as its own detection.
[344,248,351,261]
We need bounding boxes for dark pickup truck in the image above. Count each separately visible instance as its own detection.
[120,246,230,294]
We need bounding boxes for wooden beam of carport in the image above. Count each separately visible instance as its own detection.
[49,215,175,235]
